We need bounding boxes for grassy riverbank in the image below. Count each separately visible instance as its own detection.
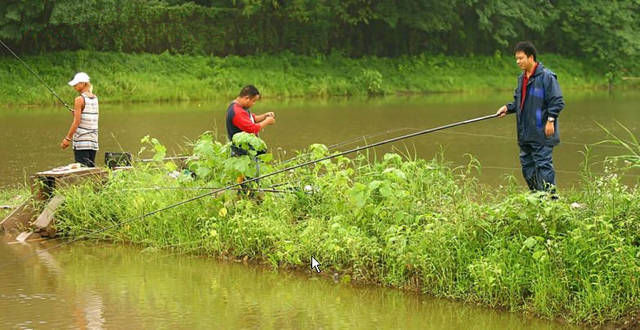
[0,186,29,219]
[49,133,640,325]
[1,51,635,106]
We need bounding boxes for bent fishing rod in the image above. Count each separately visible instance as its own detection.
[0,39,73,112]
[3,113,500,266]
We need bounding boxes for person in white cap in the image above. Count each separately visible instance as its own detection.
[60,72,99,167]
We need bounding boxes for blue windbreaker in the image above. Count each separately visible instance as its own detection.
[506,62,565,146]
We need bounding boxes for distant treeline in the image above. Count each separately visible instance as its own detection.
[1,1,639,72]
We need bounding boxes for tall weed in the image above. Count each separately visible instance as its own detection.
[53,133,640,324]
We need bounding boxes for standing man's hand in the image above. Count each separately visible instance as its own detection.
[545,121,555,137]
[496,105,508,118]
[265,112,275,119]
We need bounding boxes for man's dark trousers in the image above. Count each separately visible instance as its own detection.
[519,143,555,191]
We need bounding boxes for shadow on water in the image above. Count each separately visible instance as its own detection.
[0,238,580,329]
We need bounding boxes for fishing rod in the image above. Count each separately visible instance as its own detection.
[0,39,73,112]
[114,178,300,194]
[277,127,422,167]
[136,122,626,170]
[119,186,294,194]
[3,113,499,267]
[135,127,420,166]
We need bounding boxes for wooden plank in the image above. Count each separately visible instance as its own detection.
[30,167,107,201]
[55,169,108,188]
[7,236,46,245]
[0,198,37,233]
[3,164,110,238]
[15,231,34,242]
[34,166,104,178]
[33,195,65,230]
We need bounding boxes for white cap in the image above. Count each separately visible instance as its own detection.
[68,72,90,86]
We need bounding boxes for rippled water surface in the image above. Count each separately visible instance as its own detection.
[0,239,580,329]
[1,92,639,187]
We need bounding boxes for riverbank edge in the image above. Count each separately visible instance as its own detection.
[220,250,640,329]
[3,215,638,329]
[0,186,29,219]
[1,180,639,328]
[1,51,637,107]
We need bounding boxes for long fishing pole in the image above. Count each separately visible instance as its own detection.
[4,113,499,267]
[120,186,293,193]
[277,127,421,167]
[0,39,73,112]
[137,128,418,165]
[138,123,628,168]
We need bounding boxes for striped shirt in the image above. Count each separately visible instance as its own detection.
[73,93,99,150]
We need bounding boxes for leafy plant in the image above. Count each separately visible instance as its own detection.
[53,135,640,325]
[356,69,383,95]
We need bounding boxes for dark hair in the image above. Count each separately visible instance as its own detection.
[239,85,260,98]
[514,41,537,61]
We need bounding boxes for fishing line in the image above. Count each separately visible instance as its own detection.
[0,39,73,112]
[2,113,500,267]
[482,165,640,178]
[327,128,629,150]
[112,119,628,195]
[133,121,627,169]
[273,122,626,169]
[436,130,628,149]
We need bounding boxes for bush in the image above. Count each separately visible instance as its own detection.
[54,133,640,324]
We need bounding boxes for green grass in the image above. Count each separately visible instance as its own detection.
[1,51,634,107]
[50,133,640,325]
[0,185,29,219]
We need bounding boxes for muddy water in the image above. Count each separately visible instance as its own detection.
[1,92,639,188]
[0,238,579,329]
[3,92,631,327]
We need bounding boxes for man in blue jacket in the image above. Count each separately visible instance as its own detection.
[496,41,565,193]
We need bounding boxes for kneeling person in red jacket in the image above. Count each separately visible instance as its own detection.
[225,85,275,156]
[225,85,275,188]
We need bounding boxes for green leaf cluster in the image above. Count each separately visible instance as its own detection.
[1,0,638,76]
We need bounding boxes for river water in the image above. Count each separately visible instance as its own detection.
[1,92,637,328]
[0,238,579,329]
[1,91,639,188]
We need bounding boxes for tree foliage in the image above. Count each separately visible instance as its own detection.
[0,0,638,73]
[552,0,640,76]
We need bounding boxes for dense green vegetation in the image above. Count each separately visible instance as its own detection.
[2,0,639,325]
[1,2,638,105]
[52,132,640,324]
[0,51,628,106]
[2,1,639,63]
[1,0,639,84]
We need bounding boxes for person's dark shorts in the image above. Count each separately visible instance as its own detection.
[74,149,97,167]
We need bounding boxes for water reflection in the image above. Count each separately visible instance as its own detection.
[0,237,106,329]
[0,239,579,329]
